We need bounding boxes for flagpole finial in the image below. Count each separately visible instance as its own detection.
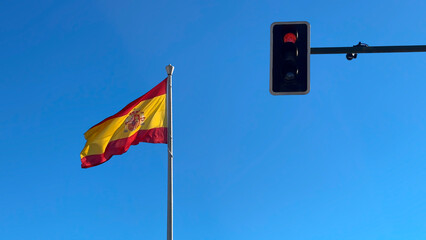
[166,64,174,76]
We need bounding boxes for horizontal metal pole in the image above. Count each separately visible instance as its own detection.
[311,45,426,54]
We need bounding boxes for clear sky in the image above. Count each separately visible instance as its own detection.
[1,0,425,239]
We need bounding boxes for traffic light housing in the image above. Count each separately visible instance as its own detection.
[270,21,310,95]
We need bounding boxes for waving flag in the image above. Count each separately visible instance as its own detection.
[80,79,167,168]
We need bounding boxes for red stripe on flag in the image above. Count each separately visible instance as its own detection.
[81,127,167,168]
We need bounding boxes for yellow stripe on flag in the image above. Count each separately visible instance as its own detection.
[81,94,166,158]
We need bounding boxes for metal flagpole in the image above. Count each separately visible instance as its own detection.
[165,64,174,240]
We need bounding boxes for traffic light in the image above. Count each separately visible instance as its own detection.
[270,21,310,95]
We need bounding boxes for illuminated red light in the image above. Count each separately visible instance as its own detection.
[283,33,297,43]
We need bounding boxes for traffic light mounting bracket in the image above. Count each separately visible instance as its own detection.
[311,43,426,60]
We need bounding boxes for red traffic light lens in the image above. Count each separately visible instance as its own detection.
[283,33,297,43]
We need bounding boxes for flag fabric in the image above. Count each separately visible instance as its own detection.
[80,79,168,168]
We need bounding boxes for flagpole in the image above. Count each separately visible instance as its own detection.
[165,64,174,240]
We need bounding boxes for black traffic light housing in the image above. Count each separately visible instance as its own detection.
[270,21,310,95]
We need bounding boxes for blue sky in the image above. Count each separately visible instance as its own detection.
[1,0,425,239]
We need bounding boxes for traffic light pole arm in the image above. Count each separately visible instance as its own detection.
[311,45,426,54]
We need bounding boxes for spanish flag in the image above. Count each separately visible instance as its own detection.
[80,79,167,168]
